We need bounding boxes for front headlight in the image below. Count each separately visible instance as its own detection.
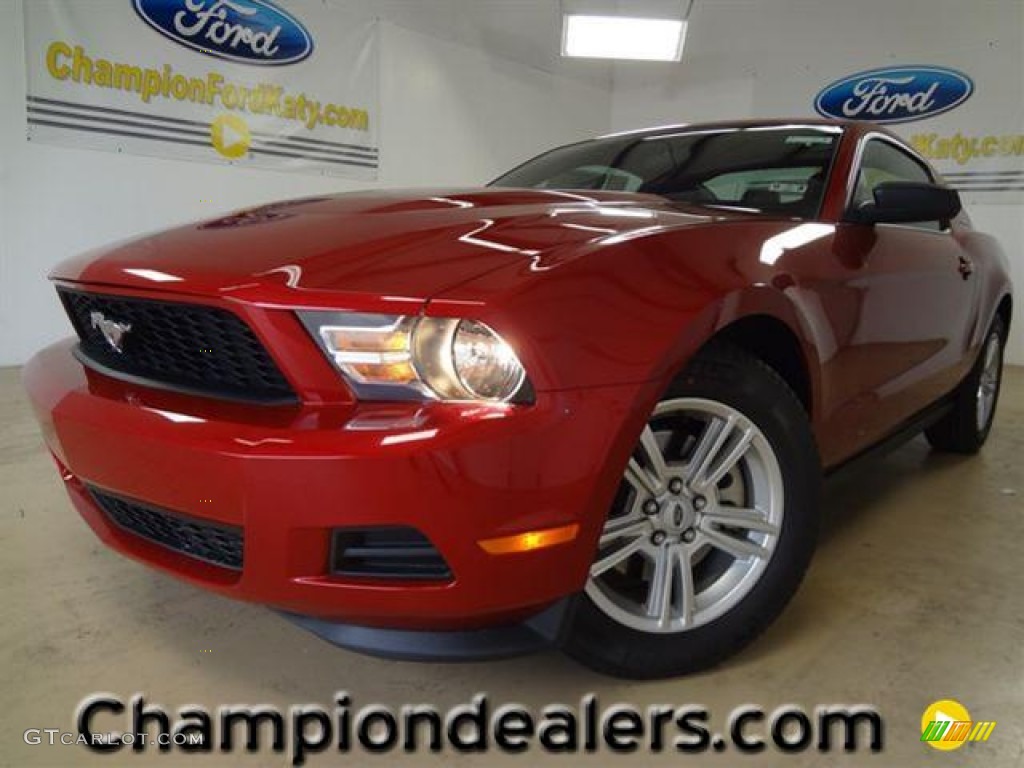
[298,311,531,403]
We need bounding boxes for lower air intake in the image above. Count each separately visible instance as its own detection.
[89,486,244,571]
[331,527,452,581]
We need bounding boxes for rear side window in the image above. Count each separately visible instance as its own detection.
[851,138,941,231]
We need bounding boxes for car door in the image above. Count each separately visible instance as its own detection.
[820,134,977,456]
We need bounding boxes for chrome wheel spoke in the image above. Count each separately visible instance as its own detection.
[644,545,695,629]
[699,523,771,561]
[599,513,650,547]
[981,365,999,393]
[701,506,779,536]
[645,545,674,626]
[685,415,730,486]
[702,426,755,490]
[639,426,668,477]
[984,341,998,372]
[675,546,695,628]
[688,414,755,492]
[625,458,661,497]
[627,426,668,495]
[590,536,646,577]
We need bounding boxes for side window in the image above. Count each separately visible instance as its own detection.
[851,139,942,231]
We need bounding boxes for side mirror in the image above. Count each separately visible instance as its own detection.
[848,181,962,225]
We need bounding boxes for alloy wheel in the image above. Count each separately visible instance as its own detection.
[976,331,1001,431]
[586,398,785,634]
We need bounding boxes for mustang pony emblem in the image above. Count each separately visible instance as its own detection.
[90,311,132,354]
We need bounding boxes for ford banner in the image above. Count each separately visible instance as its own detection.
[812,64,1021,200]
[132,0,315,66]
[23,0,378,179]
[814,66,974,124]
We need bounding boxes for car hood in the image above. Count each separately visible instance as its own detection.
[52,187,727,309]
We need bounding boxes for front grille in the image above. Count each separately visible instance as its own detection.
[331,527,452,581]
[89,487,244,570]
[58,289,295,403]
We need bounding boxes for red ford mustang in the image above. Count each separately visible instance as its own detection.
[25,119,1012,678]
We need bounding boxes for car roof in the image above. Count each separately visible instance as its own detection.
[598,117,882,140]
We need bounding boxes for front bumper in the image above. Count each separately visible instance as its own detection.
[279,598,575,661]
[24,339,646,636]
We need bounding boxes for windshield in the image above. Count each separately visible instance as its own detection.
[490,125,842,219]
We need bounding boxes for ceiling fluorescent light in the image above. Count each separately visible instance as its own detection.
[562,15,686,61]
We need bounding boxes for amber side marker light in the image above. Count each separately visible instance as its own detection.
[478,524,580,555]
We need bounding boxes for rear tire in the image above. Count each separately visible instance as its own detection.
[564,342,820,679]
[925,316,1006,454]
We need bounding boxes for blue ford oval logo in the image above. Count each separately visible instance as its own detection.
[133,0,314,66]
[815,66,973,124]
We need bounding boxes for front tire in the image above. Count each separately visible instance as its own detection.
[564,342,821,679]
[925,316,1006,454]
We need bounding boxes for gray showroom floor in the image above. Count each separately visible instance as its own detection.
[1,365,1022,767]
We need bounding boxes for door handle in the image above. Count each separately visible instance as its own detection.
[957,255,974,279]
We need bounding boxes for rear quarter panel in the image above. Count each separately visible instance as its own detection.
[958,224,1014,346]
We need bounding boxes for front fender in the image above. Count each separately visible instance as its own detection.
[427,220,827,404]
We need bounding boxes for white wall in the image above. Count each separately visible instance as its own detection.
[4,0,1021,366]
[0,1,611,365]
[611,0,1024,364]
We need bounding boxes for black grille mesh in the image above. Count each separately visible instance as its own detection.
[58,289,294,402]
[89,487,243,570]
